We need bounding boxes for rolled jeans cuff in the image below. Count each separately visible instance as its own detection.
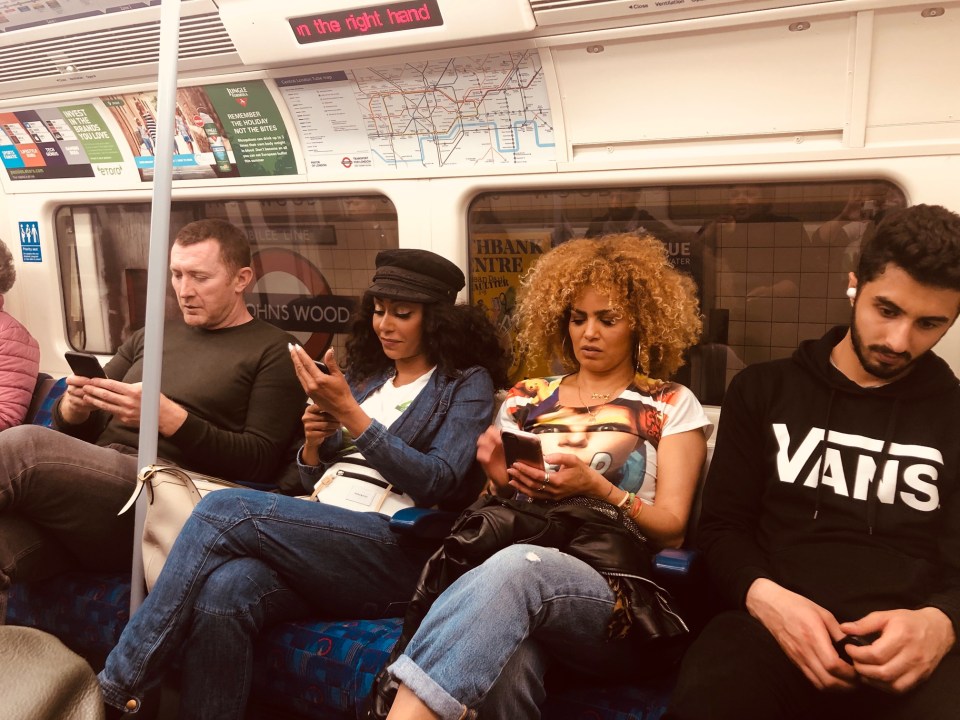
[388,655,473,720]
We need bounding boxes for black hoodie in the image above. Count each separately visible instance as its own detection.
[698,326,960,634]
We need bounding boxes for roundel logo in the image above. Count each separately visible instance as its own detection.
[341,156,352,168]
[248,248,344,359]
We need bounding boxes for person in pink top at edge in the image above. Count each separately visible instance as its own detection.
[0,238,40,431]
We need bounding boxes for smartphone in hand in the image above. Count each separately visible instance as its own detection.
[833,632,881,664]
[64,351,106,379]
[314,360,331,374]
[501,429,544,470]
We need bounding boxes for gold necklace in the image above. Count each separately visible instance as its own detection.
[576,375,629,418]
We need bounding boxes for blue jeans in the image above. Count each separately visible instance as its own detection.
[98,489,434,719]
[388,544,639,720]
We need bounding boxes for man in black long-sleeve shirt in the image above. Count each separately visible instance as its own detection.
[668,205,960,720]
[0,219,304,619]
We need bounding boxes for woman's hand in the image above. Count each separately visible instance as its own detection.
[289,345,351,415]
[476,426,512,496]
[301,404,342,466]
[289,344,374,440]
[507,452,606,501]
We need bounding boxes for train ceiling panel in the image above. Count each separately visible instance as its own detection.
[528,0,842,32]
[867,3,960,130]
[552,15,850,149]
[0,2,239,99]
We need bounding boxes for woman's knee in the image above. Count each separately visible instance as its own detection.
[480,545,603,594]
[193,558,282,616]
[193,488,273,520]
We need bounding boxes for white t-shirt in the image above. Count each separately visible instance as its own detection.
[360,367,436,429]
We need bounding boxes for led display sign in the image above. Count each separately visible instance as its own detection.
[289,0,443,44]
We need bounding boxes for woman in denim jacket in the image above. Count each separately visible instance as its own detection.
[99,249,509,719]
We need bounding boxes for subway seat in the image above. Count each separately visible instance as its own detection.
[7,562,678,719]
[7,379,686,720]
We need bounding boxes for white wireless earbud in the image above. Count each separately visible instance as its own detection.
[846,287,857,299]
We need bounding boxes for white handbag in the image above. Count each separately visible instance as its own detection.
[121,465,241,592]
[307,458,415,517]
[123,459,414,592]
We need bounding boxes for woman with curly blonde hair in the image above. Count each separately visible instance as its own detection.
[385,233,713,720]
[0,238,40,430]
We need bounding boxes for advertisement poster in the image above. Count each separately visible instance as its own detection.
[0,105,123,180]
[470,230,552,381]
[204,82,297,177]
[103,81,296,181]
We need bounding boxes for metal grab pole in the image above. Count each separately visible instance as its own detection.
[131,0,182,613]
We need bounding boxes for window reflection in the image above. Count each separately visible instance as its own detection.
[54,197,399,357]
[468,181,906,405]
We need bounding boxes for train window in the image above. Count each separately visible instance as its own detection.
[468,181,905,404]
[54,196,398,357]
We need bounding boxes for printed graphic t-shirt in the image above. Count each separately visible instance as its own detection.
[496,374,712,503]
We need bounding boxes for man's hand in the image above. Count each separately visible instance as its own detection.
[745,578,858,690]
[77,379,188,436]
[842,607,956,694]
[59,375,98,424]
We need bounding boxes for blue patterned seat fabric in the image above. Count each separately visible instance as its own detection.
[8,571,672,719]
[30,376,67,428]
[6,378,676,720]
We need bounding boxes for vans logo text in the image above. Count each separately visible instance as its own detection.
[773,424,941,512]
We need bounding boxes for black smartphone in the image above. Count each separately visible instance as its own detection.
[314,360,331,374]
[64,351,106,379]
[501,429,544,469]
[833,632,880,664]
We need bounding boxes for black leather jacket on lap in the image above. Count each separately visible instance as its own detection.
[365,495,688,719]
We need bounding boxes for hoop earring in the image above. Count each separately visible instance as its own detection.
[562,335,572,363]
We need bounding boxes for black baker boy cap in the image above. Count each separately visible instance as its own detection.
[368,249,465,304]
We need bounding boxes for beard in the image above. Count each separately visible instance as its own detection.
[850,313,916,380]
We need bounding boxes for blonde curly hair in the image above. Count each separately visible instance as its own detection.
[514,233,702,379]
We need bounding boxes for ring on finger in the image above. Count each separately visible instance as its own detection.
[539,482,547,492]
[543,472,551,485]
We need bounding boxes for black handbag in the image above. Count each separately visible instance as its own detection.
[363,494,689,719]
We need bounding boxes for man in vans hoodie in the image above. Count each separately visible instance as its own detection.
[668,204,960,720]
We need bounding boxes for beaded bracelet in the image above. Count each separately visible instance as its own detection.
[628,496,645,519]
[616,490,632,509]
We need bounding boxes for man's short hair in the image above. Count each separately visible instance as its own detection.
[857,204,960,291]
[174,219,251,273]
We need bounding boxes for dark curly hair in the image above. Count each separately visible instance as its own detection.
[344,294,511,388]
[857,204,960,291]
